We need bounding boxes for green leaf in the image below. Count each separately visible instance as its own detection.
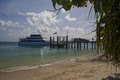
[52,0,57,9]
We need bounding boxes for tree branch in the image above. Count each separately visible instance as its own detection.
[47,7,63,17]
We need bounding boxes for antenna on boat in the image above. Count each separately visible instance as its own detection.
[67,29,68,36]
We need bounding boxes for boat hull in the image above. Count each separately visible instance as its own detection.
[18,41,49,46]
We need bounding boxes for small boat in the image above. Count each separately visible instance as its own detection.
[18,34,49,46]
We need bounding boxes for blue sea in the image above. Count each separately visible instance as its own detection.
[0,42,96,72]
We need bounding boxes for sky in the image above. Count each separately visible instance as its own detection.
[0,0,96,42]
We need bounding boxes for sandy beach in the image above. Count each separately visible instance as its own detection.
[0,58,120,80]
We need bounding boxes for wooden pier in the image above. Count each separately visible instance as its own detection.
[50,36,96,50]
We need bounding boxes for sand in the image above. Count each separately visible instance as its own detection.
[0,59,120,80]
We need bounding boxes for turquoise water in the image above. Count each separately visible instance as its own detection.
[0,42,96,72]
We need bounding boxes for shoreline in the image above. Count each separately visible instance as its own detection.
[0,56,120,80]
[0,55,90,73]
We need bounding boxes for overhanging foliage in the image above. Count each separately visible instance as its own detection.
[52,0,120,66]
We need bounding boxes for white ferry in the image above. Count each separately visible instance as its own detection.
[18,34,49,46]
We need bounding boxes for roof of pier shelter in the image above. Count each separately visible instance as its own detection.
[73,38,89,42]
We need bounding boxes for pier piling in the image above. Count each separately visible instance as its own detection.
[49,36,96,50]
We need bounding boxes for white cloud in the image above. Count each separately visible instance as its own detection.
[0,20,19,27]
[18,11,61,35]
[65,14,76,21]
[61,26,87,39]
[63,26,84,32]
[63,26,76,31]
[18,12,25,16]
[6,27,37,41]
[24,10,61,27]
[61,9,68,14]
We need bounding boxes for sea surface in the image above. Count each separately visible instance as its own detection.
[0,42,96,72]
